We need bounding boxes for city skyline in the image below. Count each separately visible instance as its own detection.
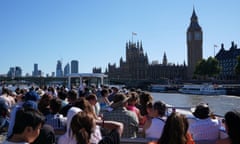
[0,1,239,75]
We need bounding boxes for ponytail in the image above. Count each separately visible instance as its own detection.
[75,128,90,144]
[70,112,95,144]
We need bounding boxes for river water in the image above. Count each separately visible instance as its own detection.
[151,92,240,116]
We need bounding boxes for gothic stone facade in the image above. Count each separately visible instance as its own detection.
[215,41,240,80]
[106,41,187,81]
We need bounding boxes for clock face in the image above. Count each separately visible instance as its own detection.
[194,32,201,40]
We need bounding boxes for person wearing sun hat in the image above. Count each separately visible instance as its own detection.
[103,93,139,138]
[189,102,221,141]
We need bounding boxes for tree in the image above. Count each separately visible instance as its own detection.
[194,57,220,79]
[207,57,220,77]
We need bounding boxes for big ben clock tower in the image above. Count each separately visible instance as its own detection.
[187,8,203,79]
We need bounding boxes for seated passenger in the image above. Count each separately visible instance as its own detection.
[143,100,166,139]
[58,107,82,144]
[58,107,123,144]
[3,109,45,144]
[71,111,123,144]
[32,124,56,144]
[45,98,66,134]
[149,112,194,144]
[126,91,144,125]
[59,89,78,117]
[103,93,139,138]
[216,110,240,144]
[189,103,220,141]
[137,91,153,124]
[99,88,111,109]
[86,94,101,116]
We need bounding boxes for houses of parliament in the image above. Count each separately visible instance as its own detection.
[93,9,203,82]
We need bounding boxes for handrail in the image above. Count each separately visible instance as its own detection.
[120,138,157,144]
[120,138,219,144]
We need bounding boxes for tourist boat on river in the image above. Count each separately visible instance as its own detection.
[178,83,226,95]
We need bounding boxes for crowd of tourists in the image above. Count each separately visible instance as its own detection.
[0,84,239,144]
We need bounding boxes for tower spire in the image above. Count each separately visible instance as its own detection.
[162,52,167,66]
[187,7,203,79]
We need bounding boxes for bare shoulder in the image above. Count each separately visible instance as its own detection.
[143,118,152,130]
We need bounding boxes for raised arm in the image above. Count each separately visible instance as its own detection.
[96,120,124,136]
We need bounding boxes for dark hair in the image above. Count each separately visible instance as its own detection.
[12,109,45,134]
[38,94,51,115]
[138,92,153,116]
[2,87,10,95]
[100,89,109,97]
[158,112,188,144]
[193,103,210,119]
[32,124,56,144]
[47,87,55,93]
[58,91,68,100]
[68,90,78,101]
[70,111,95,144]
[153,101,166,117]
[224,110,240,144]
[50,98,62,114]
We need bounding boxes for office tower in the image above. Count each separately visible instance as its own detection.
[71,60,79,73]
[32,63,38,77]
[64,63,70,76]
[15,66,22,77]
[7,67,15,77]
[56,60,63,77]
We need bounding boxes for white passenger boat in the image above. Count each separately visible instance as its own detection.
[178,84,226,95]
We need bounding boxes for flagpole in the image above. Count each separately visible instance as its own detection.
[132,33,133,44]
[132,32,137,44]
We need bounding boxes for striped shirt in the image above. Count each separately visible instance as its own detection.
[45,113,66,130]
[103,107,139,138]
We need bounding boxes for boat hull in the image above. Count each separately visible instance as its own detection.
[179,84,226,95]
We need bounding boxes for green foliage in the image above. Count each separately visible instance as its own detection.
[194,57,220,78]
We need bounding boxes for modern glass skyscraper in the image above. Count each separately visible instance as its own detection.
[56,60,63,77]
[64,63,70,76]
[71,60,79,73]
[15,66,22,77]
[32,63,38,77]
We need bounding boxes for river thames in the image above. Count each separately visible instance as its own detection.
[151,92,240,116]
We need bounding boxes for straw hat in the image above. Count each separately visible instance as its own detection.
[110,93,129,109]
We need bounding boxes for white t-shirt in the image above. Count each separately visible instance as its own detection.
[189,117,220,141]
[145,117,165,139]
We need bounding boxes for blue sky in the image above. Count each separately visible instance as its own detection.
[0,0,239,76]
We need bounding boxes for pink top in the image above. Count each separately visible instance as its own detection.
[127,105,139,113]
[127,105,145,125]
